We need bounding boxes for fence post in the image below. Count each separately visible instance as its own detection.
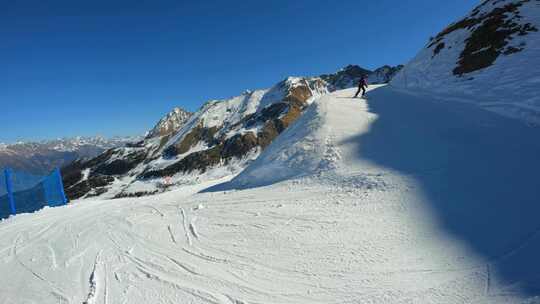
[54,168,68,204]
[4,168,16,215]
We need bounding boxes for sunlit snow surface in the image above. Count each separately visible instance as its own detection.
[1,87,540,303]
[391,0,540,125]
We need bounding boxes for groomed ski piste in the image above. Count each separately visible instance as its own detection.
[1,85,540,304]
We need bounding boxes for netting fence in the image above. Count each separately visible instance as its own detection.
[0,168,68,220]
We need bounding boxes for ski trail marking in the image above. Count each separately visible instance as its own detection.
[65,247,90,268]
[83,250,102,304]
[167,225,177,244]
[189,219,199,240]
[48,242,57,269]
[104,263,109,304]
[144,205,165,217]
[182,248,230,264]
[168,257,200,276]
[134,265,227,304]
[485,264,490,296]
[179,207,192,246]
[492,224,540,264]
[13,235,69,302]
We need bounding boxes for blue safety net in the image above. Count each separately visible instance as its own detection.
[0,168,68,220]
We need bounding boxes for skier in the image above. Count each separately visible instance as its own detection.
[354,75,368,98]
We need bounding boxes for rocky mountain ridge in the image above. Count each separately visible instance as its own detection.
[320,64,403,90]
[61,65,401,200]
[145,108,193,139]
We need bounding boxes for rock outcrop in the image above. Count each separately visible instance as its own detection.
[391,0,540,124]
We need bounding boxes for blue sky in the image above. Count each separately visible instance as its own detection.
[1,0,479,143]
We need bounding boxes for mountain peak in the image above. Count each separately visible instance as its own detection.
[391,0,540,124]
[145,107,192,139]
[320,64,402,90]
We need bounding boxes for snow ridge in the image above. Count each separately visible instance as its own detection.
[230,96,333,188]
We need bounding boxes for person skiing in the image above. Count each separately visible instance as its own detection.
[354,75,368,98]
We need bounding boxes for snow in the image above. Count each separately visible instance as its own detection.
[162,89,268,155]
[1,85,540,303]
[258,77,328,111]
[81,168,91,181]
[227,84,384,189]
[391,0,540,125]
[146,107,192,139]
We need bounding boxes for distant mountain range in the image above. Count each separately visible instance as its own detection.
[0,136,141,174]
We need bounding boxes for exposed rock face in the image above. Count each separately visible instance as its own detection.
[427,0,538,75]
[62,147,149,200]
[391,0,540,125]
[320,65,372,90]
[369,65,404,84]
[62,109,192,200]
[163,125,218,157]
[145,108,192,139]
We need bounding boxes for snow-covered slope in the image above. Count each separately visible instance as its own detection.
[226,95,335,188]
[2,86,540,303]
[391,0,540,124]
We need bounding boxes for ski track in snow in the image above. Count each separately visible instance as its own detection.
[0,87,539,303]
[82,252,101,304]
[179,206,192,246]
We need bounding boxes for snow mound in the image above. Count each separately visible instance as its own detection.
[228,96,335,188]
[226,85,384,189]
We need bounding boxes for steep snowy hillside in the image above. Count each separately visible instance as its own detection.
[391,0,540,124]
[0,136,139,174]
[2,86,539,303]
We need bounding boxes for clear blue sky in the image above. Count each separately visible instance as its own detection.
[1,0,479,143]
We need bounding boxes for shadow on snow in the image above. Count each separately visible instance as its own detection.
[340,85,540,297]
[203,85,540,296]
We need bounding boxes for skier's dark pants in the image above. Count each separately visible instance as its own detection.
[354,86,366,98]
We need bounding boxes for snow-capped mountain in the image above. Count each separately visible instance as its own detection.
[391,0,540,124]
[60,64,402,201]
[320,64,403,90]
[320,65,372,89]
[62,76,330,199]
[145,107,192,139]
[0,136,140,174]
[369,65,404,84]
